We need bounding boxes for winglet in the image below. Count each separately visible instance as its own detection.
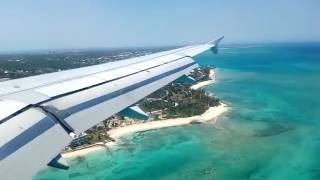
[206,36,224,54]
[206,36,224,45]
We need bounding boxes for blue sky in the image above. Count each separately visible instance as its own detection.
[0,0,319,51]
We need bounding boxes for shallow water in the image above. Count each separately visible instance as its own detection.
[35,43,320,180]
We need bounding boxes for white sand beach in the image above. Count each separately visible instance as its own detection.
[62,144,107,158]
[62,141,118,158]
[62,103,228,158]
[190,80,215,90]
[108,103,228,139]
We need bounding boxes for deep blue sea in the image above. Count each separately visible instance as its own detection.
[35,43,320,180]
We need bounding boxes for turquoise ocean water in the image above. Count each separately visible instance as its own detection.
[35,44,320,180]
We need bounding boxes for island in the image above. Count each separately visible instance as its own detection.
[61,66,229,158]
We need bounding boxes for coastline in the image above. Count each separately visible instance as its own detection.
[62,143,112,158]
[61,103,228,159]
[190,80,215,90]
[108,103,228,139]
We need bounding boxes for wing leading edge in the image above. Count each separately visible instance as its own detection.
[0,36,223,179]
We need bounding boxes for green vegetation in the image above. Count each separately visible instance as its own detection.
[85,127,114,145]
[0,48,162,79]
[166,89,220,118]
[143,82,220,118]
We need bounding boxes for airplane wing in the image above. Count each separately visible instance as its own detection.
[0,36,223,180]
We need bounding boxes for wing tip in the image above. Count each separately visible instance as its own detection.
[206,36,224,45]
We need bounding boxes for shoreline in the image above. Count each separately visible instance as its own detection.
[190,80,215,90]
[62,103,228,158]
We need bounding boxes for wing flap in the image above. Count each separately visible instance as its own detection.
[0,108,72,180]
[0,100,28,121]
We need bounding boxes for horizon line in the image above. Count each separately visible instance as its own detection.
[1,41,320,54]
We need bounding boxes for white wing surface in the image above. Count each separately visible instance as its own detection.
[0,36,223,180]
